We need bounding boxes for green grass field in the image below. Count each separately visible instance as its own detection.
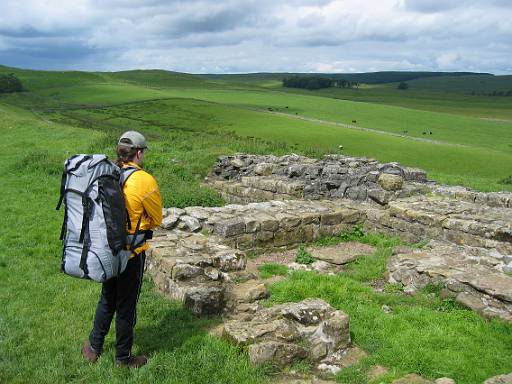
[1,66,512,383]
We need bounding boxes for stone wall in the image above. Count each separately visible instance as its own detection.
[160,199,367,251]
[365,197,512,263]
[147,152,512,327]
[205,153,431,205]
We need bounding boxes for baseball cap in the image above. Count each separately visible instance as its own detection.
[118,131,148,149]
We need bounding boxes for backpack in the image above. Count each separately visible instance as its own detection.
[56,154,142,283]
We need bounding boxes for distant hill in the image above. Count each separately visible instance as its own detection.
[0,66,210,91]
[105,69,209,88]
[203,71,492,85]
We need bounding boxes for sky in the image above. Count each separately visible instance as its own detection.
[0,0,511,74]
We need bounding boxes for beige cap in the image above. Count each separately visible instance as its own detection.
[118,131,148,149]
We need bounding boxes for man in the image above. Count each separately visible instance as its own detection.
[82,131,162,368]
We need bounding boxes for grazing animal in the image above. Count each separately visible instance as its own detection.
[422,132,426,135]
[352,120,357,123]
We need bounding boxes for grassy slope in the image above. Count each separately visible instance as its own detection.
[2,68,512,383]
[227,74,512,120]
[0,103,267,384]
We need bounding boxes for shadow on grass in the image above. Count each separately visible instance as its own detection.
[136,295,220,356]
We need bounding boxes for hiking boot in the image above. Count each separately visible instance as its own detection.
[82,341,99,363]
[116,355,148,368]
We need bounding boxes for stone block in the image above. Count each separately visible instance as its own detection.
[178,215,202,232]
[243,216,261,233]
[378,173,404,191]
[236,233,255,249]
[214,218,246,237]
[255,230,275,246]
[248,341,307,367]
[254,163,274,176]
[172,264,203,281]
[184,286,225,316]
[275,213,301,229]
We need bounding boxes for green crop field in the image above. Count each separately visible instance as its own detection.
[1,66,512,383]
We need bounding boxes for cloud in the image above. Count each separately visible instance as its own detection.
[0,0,510,74]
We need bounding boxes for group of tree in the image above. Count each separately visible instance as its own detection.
[471,90,512,97]
[282,76,359,90]
[397,81,409,90]
[0,73,23,93]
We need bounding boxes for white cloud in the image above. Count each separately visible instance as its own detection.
[0,0,510,73]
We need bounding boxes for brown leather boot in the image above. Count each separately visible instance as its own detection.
[81,341,99,363]
[116,355,148,368]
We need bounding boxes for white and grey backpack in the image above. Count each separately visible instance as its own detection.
[56,154,143,283]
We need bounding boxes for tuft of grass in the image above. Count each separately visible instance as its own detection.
[295,246,315,265]
[498,175,512,185]
[258,263,289,279]
[313,225,401,249]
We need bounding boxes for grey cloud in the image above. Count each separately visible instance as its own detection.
[0,0,510,74]
[404,0,512,13]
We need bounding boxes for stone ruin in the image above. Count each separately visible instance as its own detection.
[205,153,431,205]
[146,153,512,380]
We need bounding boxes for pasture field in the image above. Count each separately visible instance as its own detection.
[1,67,512,383]
[215,72,512,119]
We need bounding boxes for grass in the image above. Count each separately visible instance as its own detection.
[257,264,289,279]
[265,255,512,383]
[259,227,512,383]
[2,66,512,383]
[295,246,316,265]
[0,104,267,383]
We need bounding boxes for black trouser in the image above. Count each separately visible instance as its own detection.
[89,252,145,361]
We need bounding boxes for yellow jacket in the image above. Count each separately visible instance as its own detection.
[122,162,162,257]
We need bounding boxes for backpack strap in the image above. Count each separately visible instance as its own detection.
[56,155,92,211]
[120,165,141,234]
[120,166,140,186]
[78,193,94,277]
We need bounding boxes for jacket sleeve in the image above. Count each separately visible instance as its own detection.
[141,176,163,229]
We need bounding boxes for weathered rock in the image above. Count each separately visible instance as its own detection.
[435,378,456,384]
[367,365,389,381]
[214,218,246,237]
[378,173,404,191]
[228,280,269,304]
[309,310,351,360]
[161,214,180,229]
[183,286,225,316]
[206,153,429,205]
[223,318,301,345]
[248,341,307,367]
[484,373,512,384]
[254,162,274,176]
[172,264,203,280]
[308,242,376,265]
[178,215,202,232]
[392,374,435,384]
[387,242,512,321]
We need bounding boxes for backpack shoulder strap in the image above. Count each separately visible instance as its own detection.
[120,166,141,187]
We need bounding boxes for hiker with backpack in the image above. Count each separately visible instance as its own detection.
[74,131,162,368]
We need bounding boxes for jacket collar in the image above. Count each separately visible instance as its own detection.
[124,161,142,170]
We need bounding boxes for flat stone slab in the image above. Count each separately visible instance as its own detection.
[307,242,376,265]
[392,374,434,384]
[484,373,512,384]
[388,242,512,321]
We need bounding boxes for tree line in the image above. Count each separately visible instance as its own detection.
[471,90,512,97]
[282,76,359,90]
[0,73,23,93]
